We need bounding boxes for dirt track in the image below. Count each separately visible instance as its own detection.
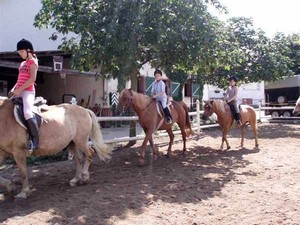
[0,123,300,225]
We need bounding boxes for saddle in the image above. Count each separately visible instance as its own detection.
[12,97,48,130]
[155,102,171,118]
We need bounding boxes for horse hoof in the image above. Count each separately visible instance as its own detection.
[153,155,158,161]
[7,183,15,193]
[255,144,259,147]
[164,153,171,158]
[227,146,231,150]
[138,158,145,166]
[82,174,90,184]
[15,192,27,199]
[181,151,186,157]
[70,179,79,187]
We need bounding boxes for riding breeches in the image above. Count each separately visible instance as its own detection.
[20,90,35,120]
[228,100,239,113]
[157,96,167,108]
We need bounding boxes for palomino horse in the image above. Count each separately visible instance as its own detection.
[0,97,111,199]
[202,100,258,149]
[293,97,300,115]
[118,89,193,165]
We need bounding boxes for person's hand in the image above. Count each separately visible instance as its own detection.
[12,89,21,97]
[8,91,14,98]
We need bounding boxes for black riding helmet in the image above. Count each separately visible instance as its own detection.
[17,39,34,52]
[229,76,238,83]
[154,69,162,76]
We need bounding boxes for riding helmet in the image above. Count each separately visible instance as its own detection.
[229,76,238,82]
[17,39,34,51]
[154,69,162,76]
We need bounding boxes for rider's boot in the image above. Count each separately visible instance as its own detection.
[163,107,173,124]
[26,116,39,153]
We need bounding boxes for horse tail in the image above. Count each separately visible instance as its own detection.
[181,102,194,137]
[87,109,112,162]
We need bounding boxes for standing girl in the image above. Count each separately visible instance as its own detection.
[224,76,241,125]
[10,39,39,152]
[151,69,173,124]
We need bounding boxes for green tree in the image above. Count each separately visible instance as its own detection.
[198,17,294,89]
[34,0,224,144]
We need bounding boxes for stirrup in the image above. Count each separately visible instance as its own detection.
[166,117,173,124]
[27,140,38,152]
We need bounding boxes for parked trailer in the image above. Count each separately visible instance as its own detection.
[265,75,300,117]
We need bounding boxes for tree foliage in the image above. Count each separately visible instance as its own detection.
[34,0,297,91]
[35,0,224,88]
[198,17,294,88]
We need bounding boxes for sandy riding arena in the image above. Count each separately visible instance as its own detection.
[0,123,300,225]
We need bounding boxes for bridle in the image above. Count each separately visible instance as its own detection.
[120,89,155,114]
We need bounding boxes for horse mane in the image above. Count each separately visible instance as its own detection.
[213,99,226,113]
[0,96,9,106]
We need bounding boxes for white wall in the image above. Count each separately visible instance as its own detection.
[0,0,68,52]
[203,82,265,106]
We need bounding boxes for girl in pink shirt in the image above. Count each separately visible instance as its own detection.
[10,39,39,152]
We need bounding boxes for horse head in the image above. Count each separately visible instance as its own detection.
[202,100,214,120]
[293,97,300,116]
[118,89,133,113]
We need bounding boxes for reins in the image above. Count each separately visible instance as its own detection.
[128,89,155,112]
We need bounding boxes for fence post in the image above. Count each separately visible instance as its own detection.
[258,101,261,121]
[196,99,200,133]
[68,97,78,160]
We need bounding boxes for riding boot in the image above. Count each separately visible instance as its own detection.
[235,112,242,125]
[26,116,39,152]
[163,107,173,124]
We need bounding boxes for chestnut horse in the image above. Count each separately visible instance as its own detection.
[293,97,300,115]
[118,89,193,165]
[203,99,258,149]
[0,97,111,199]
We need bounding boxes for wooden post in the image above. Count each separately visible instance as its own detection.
[196,99,200,133]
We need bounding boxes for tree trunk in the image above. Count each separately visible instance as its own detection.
[127,69,139,147]
[198,79,205,110]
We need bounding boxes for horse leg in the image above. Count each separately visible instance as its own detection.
[0,155,15,193]
[222,127,231,150]
[166,129,175,158]
[68,143,84,186]
[149,135,159,160]
[220,128,225,149]
[179,124,187,156]
[240,125,245,148]
[81,145,94,184]
[250,121,259,147]
[139,132,153,166]
[13,151,30,199]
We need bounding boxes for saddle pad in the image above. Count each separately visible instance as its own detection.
[13,105,43,130]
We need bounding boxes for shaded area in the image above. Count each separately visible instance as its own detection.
[0,144,256,224]
[0,123,298,225]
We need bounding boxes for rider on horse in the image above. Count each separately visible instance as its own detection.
[151,69,173,124]
[10,39,39,153]
[224,76,241,125]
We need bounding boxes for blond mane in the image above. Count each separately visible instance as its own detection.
[0,96,9,106]
[213,99,226,113]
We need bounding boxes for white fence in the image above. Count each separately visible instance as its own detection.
[70,98,297,144]
[97,100,220,144]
